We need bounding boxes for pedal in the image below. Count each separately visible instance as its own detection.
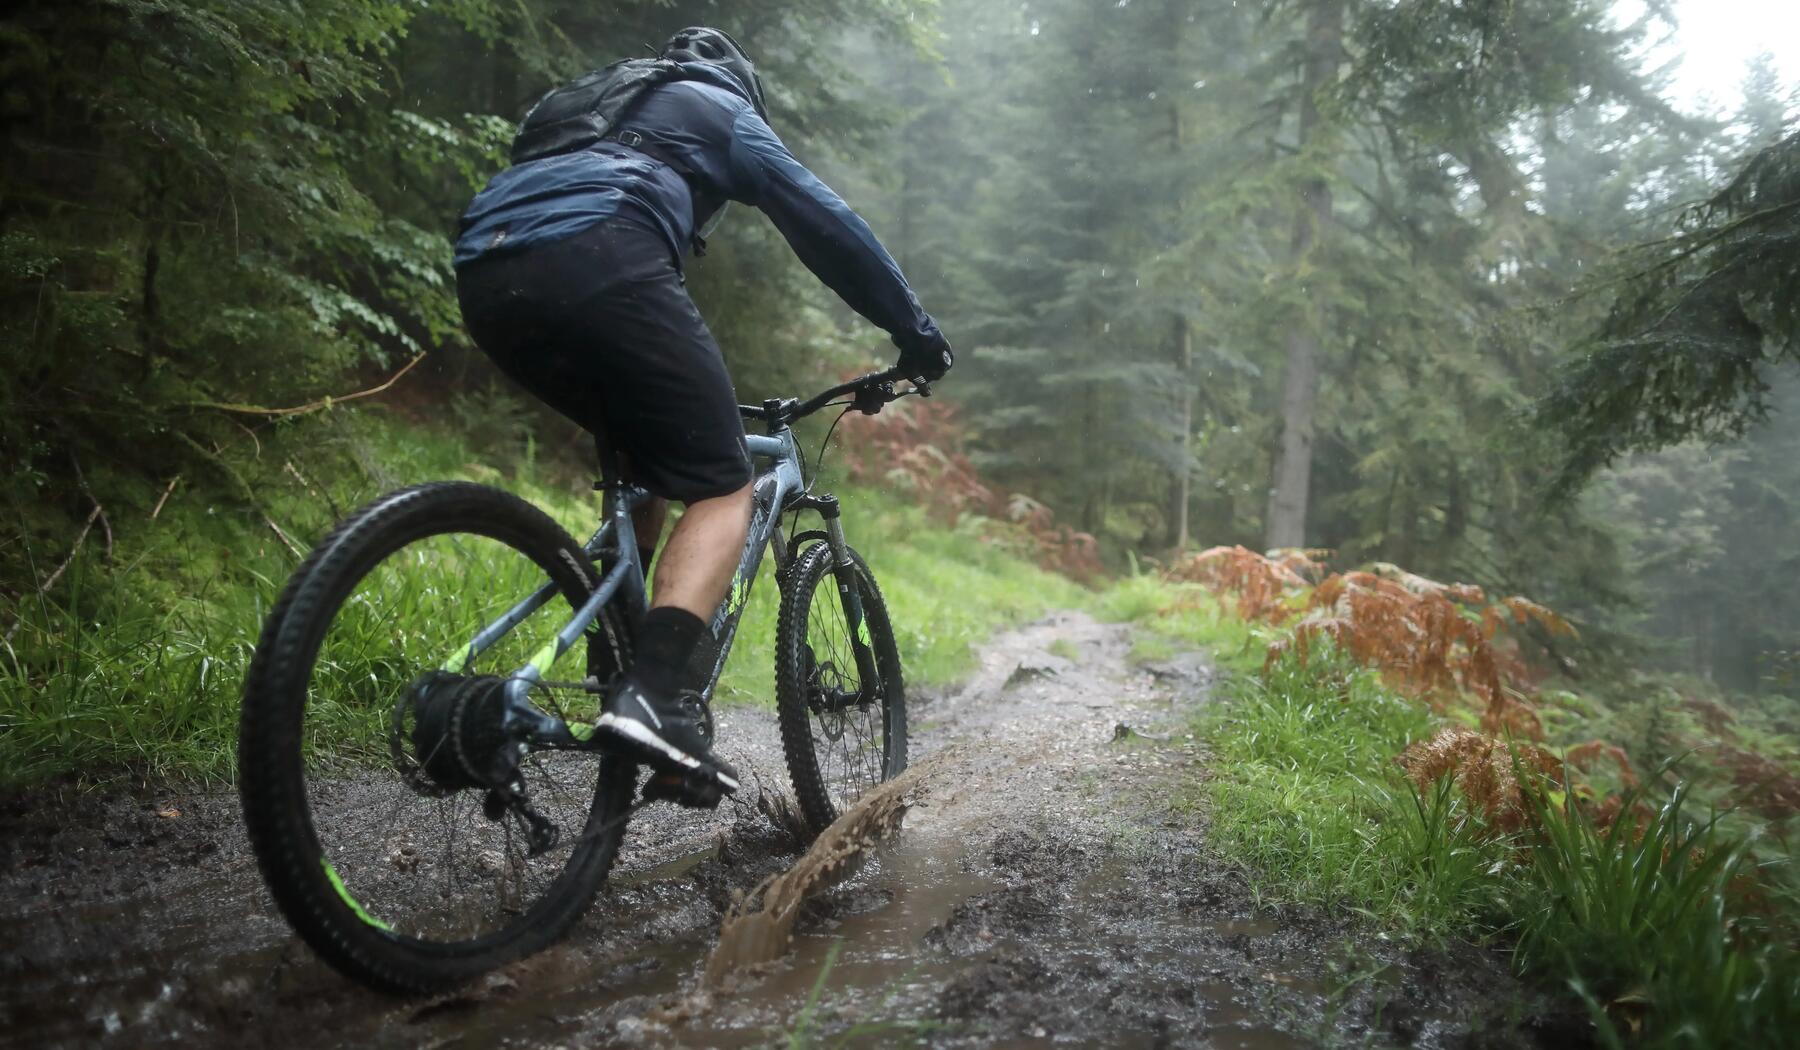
[641,770,727,810]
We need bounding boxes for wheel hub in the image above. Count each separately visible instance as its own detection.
[394,673,517,793]
[803,648,865,724]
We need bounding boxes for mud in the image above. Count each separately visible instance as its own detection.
[707,755,935,984]
[0,612,1577,1049]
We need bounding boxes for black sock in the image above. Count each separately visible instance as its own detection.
[632,606,707,698]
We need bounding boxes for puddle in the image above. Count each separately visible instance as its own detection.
[570,814,1319,1049]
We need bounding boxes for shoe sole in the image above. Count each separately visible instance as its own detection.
[595,714,740,793]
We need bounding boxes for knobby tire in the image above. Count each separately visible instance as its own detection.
[239,482,634,994]
[774,542,908,837]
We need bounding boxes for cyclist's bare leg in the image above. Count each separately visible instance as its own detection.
[598,481,751,786]
[650,481,753,617]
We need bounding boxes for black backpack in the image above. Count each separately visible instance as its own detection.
[509,58,684,165]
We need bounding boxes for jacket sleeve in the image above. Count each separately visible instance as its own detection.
[726,110,944,357]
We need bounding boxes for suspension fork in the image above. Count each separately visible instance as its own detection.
[812,494,883,699]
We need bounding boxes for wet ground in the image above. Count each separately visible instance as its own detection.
[0,612,1576,1048]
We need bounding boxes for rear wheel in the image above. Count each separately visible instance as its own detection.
[774,541,908,836]
[239,482,634,994]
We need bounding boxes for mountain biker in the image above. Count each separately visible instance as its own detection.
[453,28,953,799]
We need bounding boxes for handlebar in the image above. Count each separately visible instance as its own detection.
[738,367,930,428]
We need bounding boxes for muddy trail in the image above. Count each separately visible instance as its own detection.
[1,612,1568,1049]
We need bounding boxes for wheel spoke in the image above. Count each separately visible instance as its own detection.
[292,526,627,944]
[794,555,895,818]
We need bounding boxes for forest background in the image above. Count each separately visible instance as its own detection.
[2,0,1796,751]
[7,4,1800,1041]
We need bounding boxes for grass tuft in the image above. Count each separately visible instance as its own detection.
[1200,648,1512,935]
[1517,778,1800,1047]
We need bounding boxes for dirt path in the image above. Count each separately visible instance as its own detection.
[1,612,1557,1049]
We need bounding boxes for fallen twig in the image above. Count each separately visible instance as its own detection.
[149,475,181,520]
[186,352,425,418]
[284,458,341,519]
[34,504,101,595]
[262,513,305,559]
[174,431,307,560]
[69,454,112,564]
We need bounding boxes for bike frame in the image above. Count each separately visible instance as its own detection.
[439,388,892,750]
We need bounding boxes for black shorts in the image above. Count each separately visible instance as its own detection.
[455,219,752,503]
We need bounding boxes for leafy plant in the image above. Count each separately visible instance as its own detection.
[1516,778,1800,1047]
[1176,546,1576,737]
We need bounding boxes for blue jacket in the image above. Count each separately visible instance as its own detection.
[456,65,944,358]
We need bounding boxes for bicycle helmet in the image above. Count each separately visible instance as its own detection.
[660,27,768,119]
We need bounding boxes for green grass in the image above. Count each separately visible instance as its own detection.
[1202,650,1513,935]
[1091,573,1261,672]
[1090,574,1509,932]
[1106,576,1800,1045]
[1519,779,1800,1048]
[1,407,1086,788]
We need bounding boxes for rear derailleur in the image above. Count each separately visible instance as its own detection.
[483,775,561,857]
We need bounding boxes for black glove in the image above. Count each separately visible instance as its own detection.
[896,332,954,382]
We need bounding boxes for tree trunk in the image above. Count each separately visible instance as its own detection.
[1082,382,1101,535]
[1169,63,1195,554]
[1264,0,1344,551]
[1171,314,1194,552]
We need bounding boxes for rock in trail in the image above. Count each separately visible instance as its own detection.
[0,611,1545,1049]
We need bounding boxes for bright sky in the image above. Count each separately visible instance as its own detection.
[1619,0,1800,113]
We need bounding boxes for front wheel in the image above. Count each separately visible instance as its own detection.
[775,541,908,836]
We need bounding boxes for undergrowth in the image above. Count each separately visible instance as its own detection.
[0,404,1083,788]
[1520,781,1800,1047]
[1108,564,1800,1046]
[1204,650,1513,936]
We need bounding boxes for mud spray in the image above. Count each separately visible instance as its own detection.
[705,755,944,986]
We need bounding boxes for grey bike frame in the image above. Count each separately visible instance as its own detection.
[442,424,820,746]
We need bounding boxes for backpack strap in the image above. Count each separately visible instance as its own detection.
[604,129,710,256]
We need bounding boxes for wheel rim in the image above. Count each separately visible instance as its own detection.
[297,529,617,946]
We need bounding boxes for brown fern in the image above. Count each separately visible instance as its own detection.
[1176,549,1577,740]
[1169,545,1312,624]
[1716,746,1800,821]
[1682,696,1738,739]
[1395,727,1562,831]
[837,392,1103,580]
[1566,740,1640,788]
